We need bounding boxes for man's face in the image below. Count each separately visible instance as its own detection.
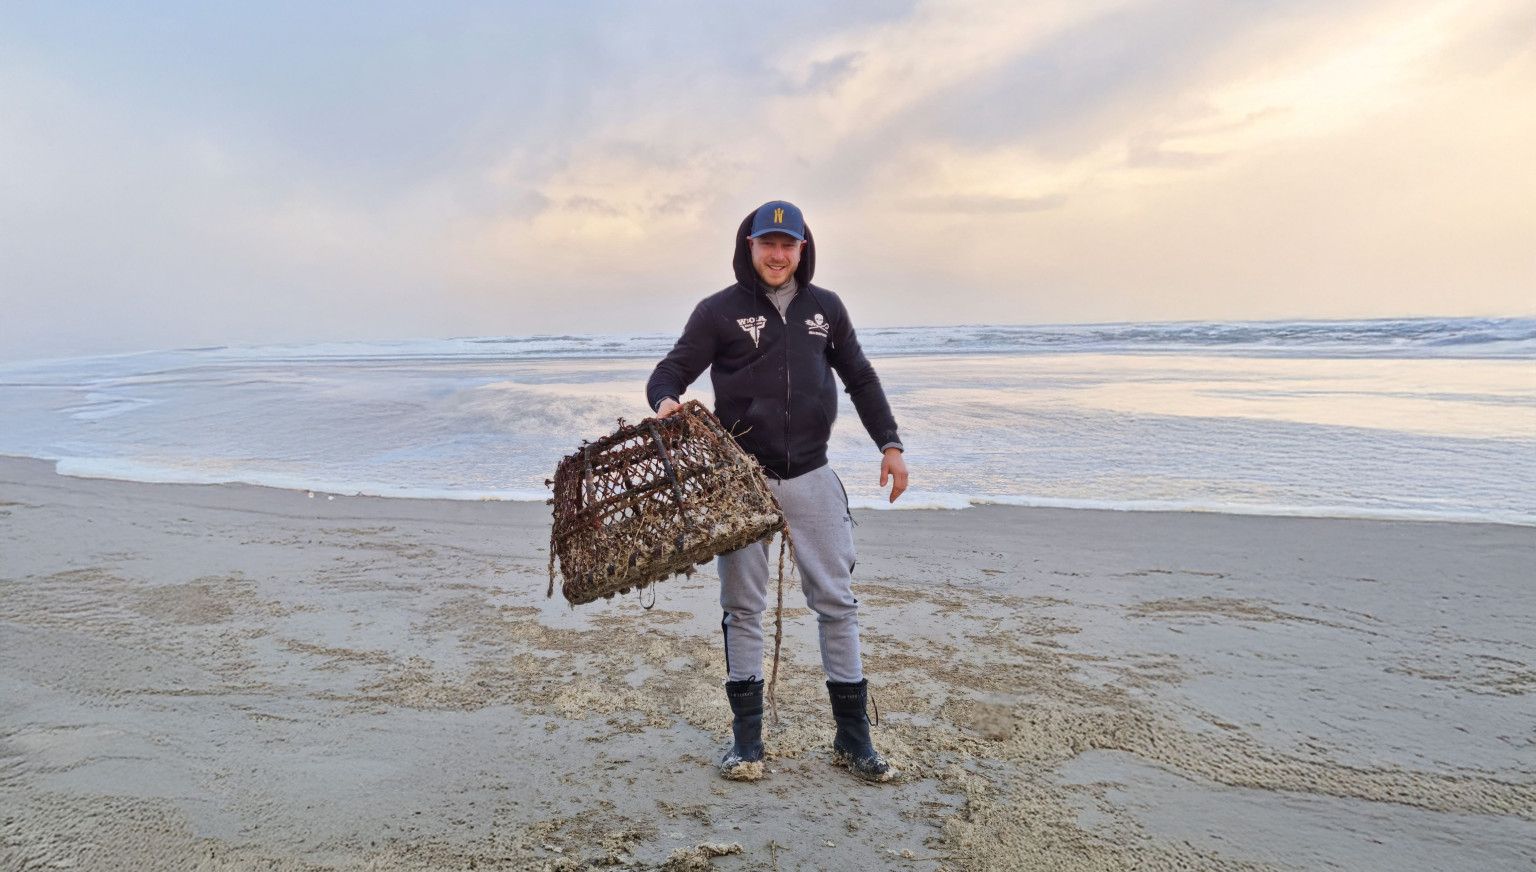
[748,233,804,287]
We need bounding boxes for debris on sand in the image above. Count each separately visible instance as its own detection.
[719,759,764,781]
[661,841,744,870]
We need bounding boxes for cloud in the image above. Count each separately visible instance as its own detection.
[910,194,1070,214]
[1,0,1532,361]
[798,52,865,95]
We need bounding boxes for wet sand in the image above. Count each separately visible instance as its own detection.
[1,455,1532,870]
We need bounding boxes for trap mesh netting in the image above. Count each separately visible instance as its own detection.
[546,400,786,606]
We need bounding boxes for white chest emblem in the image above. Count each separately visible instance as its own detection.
[737,315,767,347]
[805,313,830,338]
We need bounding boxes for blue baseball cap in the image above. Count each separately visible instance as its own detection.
[747,200,806,241]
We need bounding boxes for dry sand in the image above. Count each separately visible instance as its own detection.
[1,455,1532,870]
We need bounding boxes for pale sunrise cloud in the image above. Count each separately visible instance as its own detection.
[779,0,1143,148]
[822,0,1535,324]
[476,0,1140,262]
[858,0,1528,211]
[0,1,1531,360]
[1153,0,1518,157]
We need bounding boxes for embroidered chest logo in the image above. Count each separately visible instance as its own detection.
[805,313,830,339]
[737,315,768,347]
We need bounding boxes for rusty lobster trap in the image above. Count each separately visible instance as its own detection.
[546,400,786,606]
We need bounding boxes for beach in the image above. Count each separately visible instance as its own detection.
[2,454,1532,870]
[6,0,1534,864]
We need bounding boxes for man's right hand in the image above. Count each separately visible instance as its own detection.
[655,398,682,418]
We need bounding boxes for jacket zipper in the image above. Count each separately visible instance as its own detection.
[779,299,791,477]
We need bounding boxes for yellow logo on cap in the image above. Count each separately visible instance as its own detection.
[773,208,784,224]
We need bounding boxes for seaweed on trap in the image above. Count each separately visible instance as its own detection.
[546,400,786,607]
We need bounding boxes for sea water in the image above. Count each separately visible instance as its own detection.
[1,318,1532,524]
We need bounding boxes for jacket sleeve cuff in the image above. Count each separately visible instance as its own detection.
[879,441,903,453]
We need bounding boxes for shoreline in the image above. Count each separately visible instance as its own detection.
[7,453,1533,529]
[2,454,1533,870]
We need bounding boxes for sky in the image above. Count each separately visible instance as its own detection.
[2,0,1533,360]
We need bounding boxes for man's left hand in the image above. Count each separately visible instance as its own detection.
[880,448,908,503]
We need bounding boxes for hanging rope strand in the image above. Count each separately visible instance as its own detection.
[766,522,797,724]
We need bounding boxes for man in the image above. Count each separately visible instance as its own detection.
[646,200,908,783]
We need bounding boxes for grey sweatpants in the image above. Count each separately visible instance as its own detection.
[718,463,863,684]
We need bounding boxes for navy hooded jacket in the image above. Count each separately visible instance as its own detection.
[645,211,902,480]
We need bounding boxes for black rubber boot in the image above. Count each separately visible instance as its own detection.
[827,679,895,782]
[719,679,765,781]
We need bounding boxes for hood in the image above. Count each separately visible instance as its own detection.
[732,209,816,291]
